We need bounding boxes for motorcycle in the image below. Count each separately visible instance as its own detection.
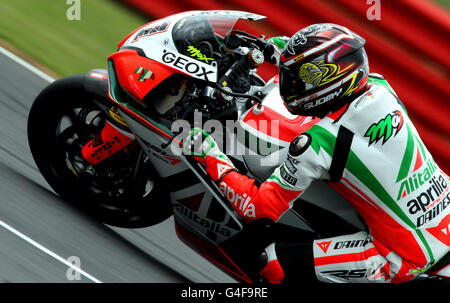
[28,10,420,283]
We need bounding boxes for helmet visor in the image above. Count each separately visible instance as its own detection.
[279,64,307,113]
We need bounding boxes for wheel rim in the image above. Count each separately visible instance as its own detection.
[45,103,163,223]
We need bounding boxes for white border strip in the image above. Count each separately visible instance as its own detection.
[0,46,55,83]
[0,219,102,283]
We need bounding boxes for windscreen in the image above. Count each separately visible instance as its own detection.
[172,11,265,66]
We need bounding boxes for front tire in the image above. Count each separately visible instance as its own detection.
[27,75,172,228]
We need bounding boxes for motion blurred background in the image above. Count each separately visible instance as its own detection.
[1,0,449,173]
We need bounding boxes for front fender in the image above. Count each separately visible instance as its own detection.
[83,69,131,131]
[83,69,109,102]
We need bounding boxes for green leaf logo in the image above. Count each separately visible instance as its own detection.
[134,66,154,82]
[364,110,404,146]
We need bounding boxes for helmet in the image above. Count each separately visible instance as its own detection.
[279,24,369,117]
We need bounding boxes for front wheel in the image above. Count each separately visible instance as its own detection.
[27,75,172,228]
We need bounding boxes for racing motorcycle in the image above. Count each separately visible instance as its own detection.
[29,10,441,283]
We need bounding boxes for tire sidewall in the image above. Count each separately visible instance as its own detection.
[27,75,172,227]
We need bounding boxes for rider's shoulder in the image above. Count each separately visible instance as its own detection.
[367,73,398,96]
[289,133,313,157]
[348,79,397,113]
[368,72,385,80]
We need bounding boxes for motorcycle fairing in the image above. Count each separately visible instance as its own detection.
[108,48,177,103]
[117,11,266,84]
[107,57,175,141]
[169,183,242,244]
[114,107,246,239]
[107,12,268,147]
[174,222,253,282]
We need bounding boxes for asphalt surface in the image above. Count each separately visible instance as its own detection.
[0,47,236,283]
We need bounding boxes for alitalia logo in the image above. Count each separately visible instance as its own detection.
[364,110,404,146]
[396,158,437,200]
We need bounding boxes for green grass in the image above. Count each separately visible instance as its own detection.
[0,0,148,77]
[0,0,447,77]
[434,0,450,9]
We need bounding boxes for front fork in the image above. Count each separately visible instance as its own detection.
[81,118,136,165]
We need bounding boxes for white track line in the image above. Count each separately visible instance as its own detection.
[0,46,55,83]
[0,219,102,283]
[0,46,100,283]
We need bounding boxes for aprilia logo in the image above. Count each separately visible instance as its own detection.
[219,181,256,218]
[405,174,448,215]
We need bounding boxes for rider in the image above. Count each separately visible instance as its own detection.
[185,23,450,283]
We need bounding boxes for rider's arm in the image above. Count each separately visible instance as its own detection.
[188,130,329,222]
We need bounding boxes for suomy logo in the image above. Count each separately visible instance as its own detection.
[303,88,342,110]
[364,110,404,146]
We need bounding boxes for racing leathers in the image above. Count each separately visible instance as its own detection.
[188,76,450,283]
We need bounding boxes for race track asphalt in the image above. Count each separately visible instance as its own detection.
[0,48,236,283]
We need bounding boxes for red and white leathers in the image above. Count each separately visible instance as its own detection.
[198,79,450,283]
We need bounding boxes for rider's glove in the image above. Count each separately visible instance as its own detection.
[265,36,290,66]
[184,128,235,182]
